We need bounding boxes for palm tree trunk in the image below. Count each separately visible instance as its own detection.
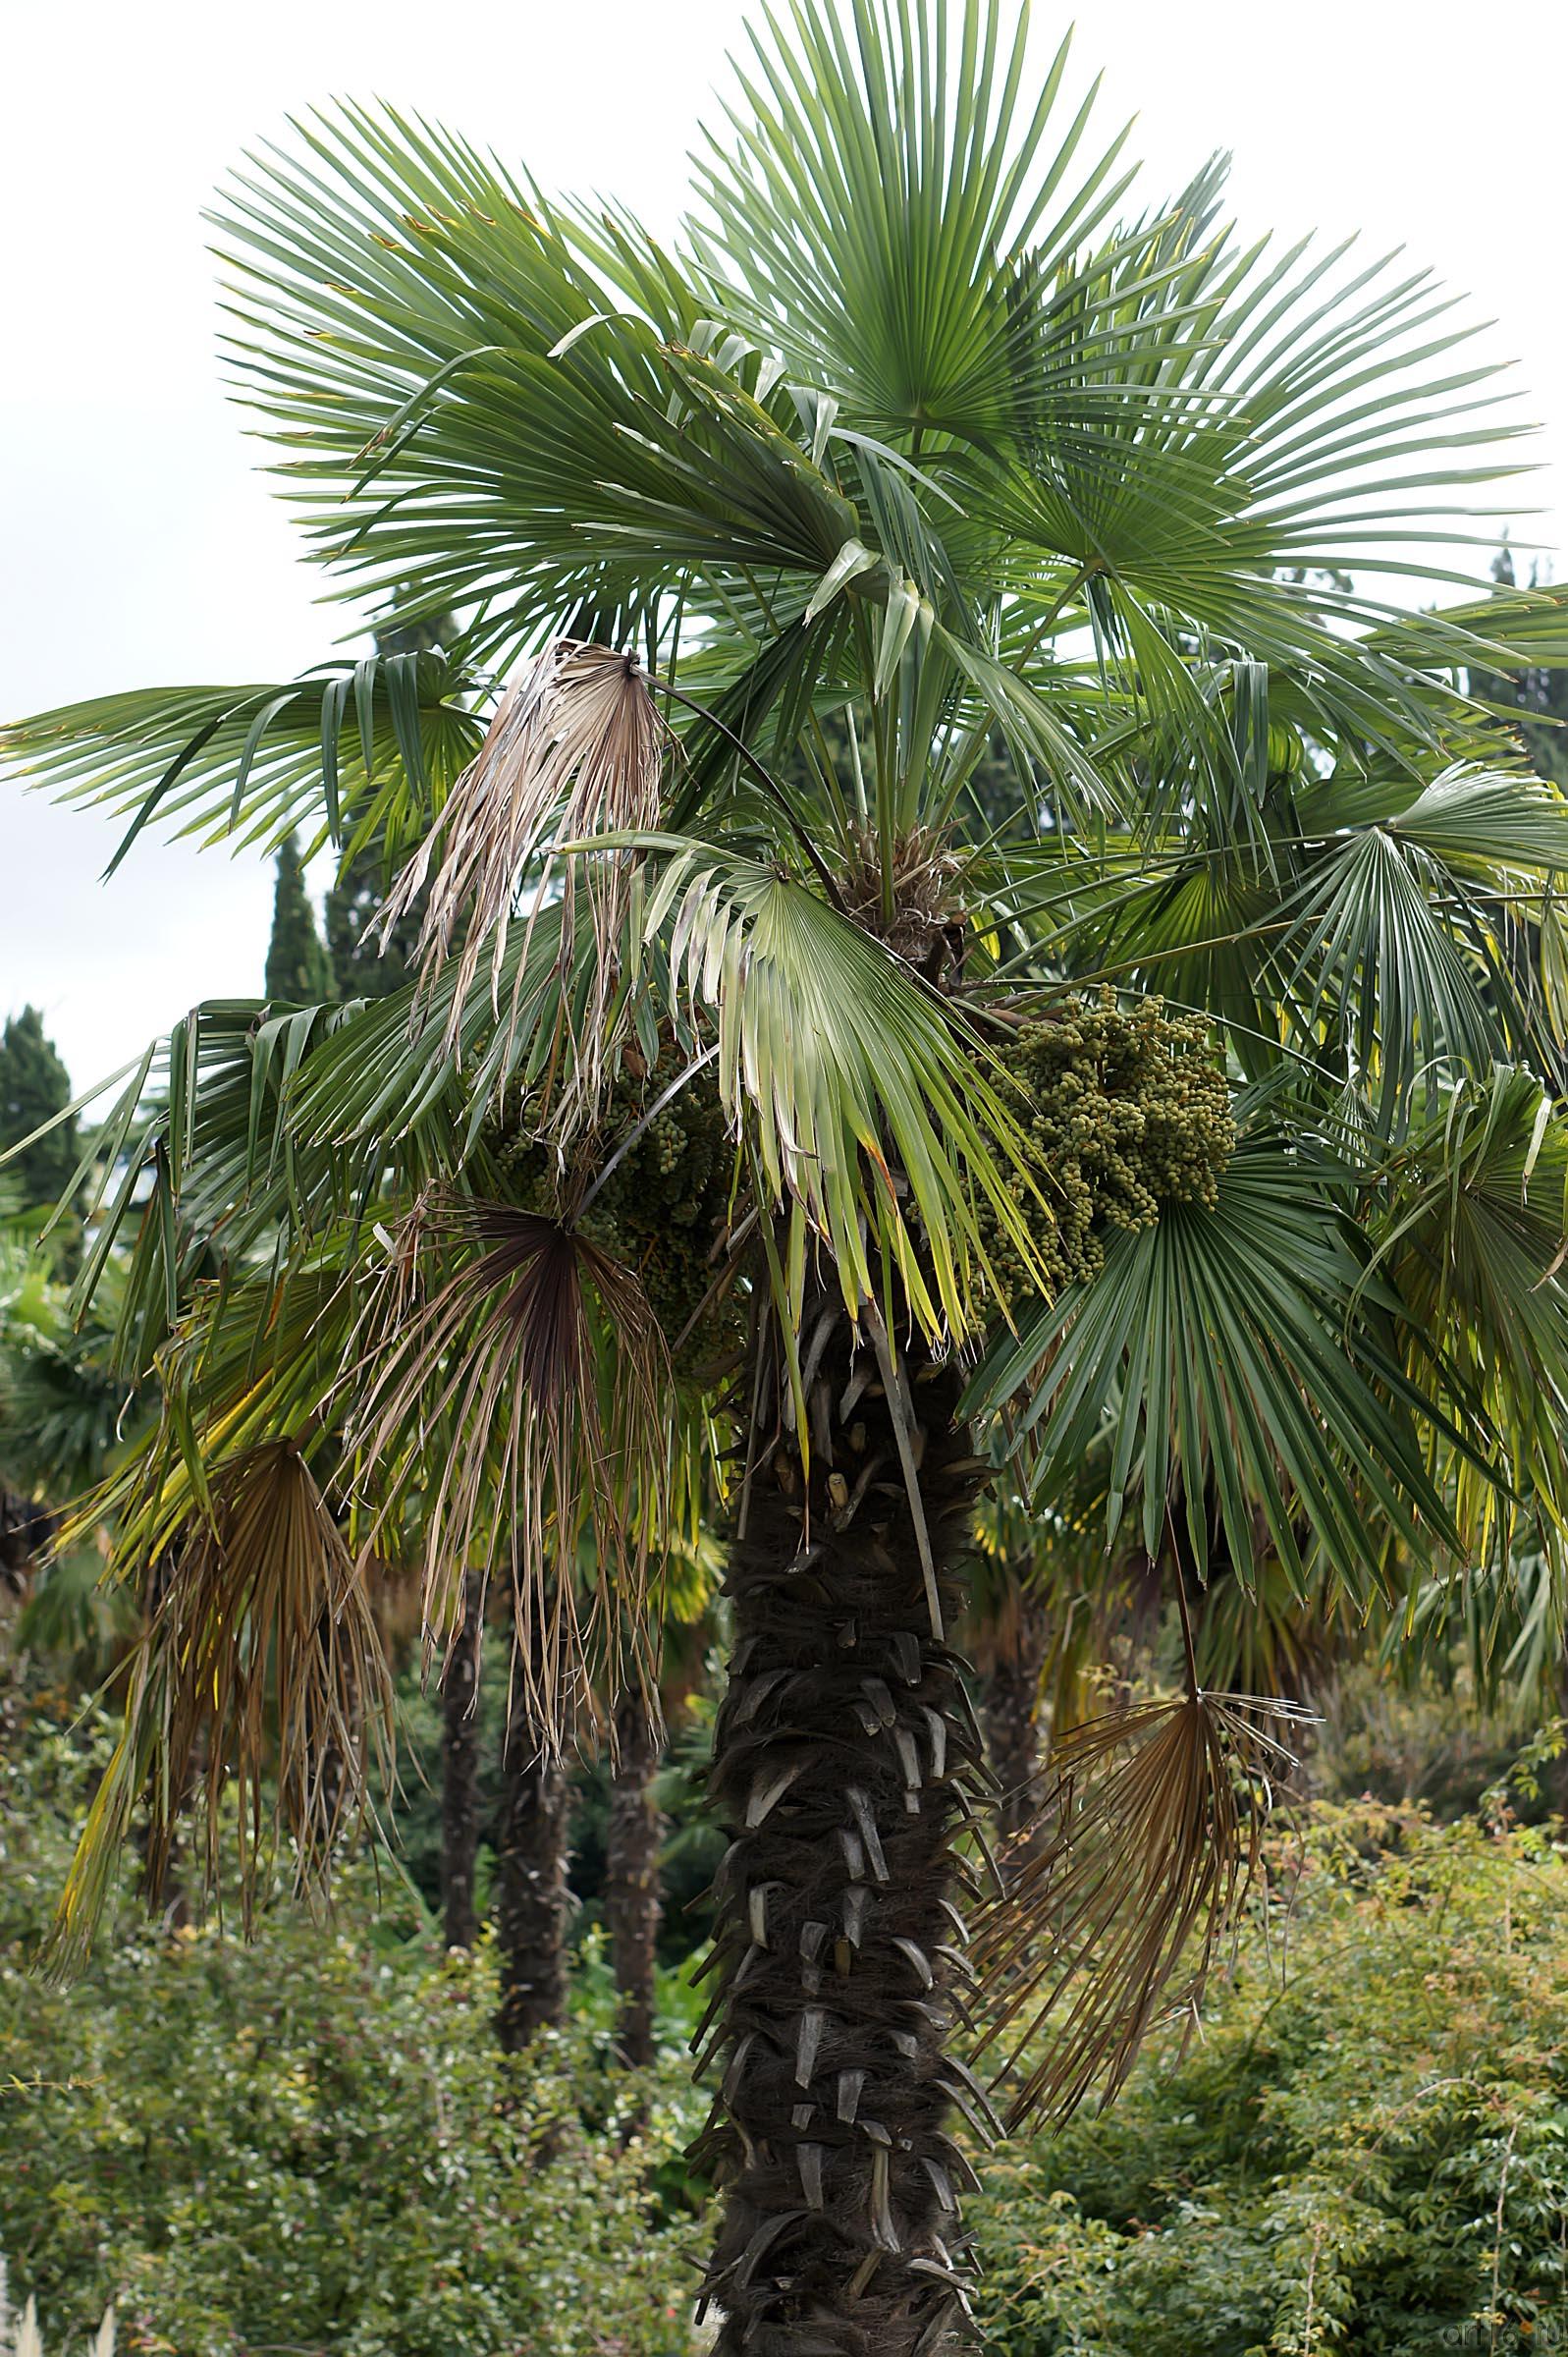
[605,1688,665,2066]
[985,1619,1046,1855]
[697,1287,988,2357]
[441,1566,485,1950]
[140,1727,203,1934]
[494,1612,570,2052]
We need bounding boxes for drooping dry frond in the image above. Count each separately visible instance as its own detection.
[350,1192,671,1744]
[969,1686,1311,2129]
[376,640,667,1126]
[48,1442,393,1974]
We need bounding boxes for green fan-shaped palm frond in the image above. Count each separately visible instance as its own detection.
[1369,1065,1568,1559]
[0,651,484,875]
[212,105,863,635]
[57,1000,380,1384]
[637,834,1040,1336]
[970,1135,1459,1595]
[59,1258,366,1600]
[689,4,1148,448]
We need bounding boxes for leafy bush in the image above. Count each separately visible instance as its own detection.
[1311,1661,1563,1823]
[8,1693,1568,2354]
[0,1704,707,2357]
[0,2260,114,2357]
[973,1799,1568,2355]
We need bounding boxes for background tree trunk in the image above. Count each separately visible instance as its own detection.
[985,1614,1047,1858]
[441,1566,485,1950]
[696,1288,989,2357]
[494,1606,570,2053]
[1544,1659,1568,1820]
[139,1726,203,1935]
[605,1688,665,2066]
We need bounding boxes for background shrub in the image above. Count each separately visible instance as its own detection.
[973,1799,1568,2355]
[0,1702,707,2357]
[6,1696,1567,2354]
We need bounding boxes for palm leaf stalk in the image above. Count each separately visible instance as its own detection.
[10,4,1568,2348]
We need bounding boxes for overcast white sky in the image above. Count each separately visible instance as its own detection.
[3,0,1565,1092]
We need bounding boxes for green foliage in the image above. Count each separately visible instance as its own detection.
[973,1800,1568,2355]
[0,1264,137,1504]
[0,1011,77,1216]
[262,836,332,1006]
[975,994,1234,1309]
[0,1705,707,2357]
[7,1698,1565,2355]
[1312,1662,1563,1822]
[0,1237,141,1663]
[1469,546,1568,792]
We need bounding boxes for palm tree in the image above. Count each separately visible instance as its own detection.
[11,6,1568,2346]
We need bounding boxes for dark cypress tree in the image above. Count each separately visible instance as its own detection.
[264,836,333,1005]
[324,849,425,1001]
[0,1006,77,1209]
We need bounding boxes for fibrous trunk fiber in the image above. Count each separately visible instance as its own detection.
[696,1289,990,2356]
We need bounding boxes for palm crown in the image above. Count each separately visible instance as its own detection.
[9,5,1568,2350]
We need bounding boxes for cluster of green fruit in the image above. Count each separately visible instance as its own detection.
[491,1039,740,1376]
[977,992,1234,1306]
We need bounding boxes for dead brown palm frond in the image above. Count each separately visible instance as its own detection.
[350,1190,671,1745]
[47,1442,393,1975]
[969,1683,1312,2130]
[375,639,667,1125]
